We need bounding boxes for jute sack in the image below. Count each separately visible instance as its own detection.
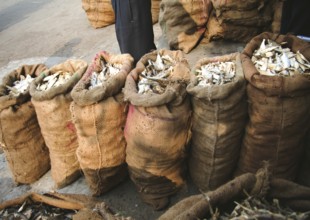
[187,53,247,192]
[124,49,192,210]
[151,0,161,24]
[235,32,310,180]
[204,13,265,44]
[30,59,88,188]
[271,0,283,33]
[82,0,115,29]
[159,166,310,220]
[211,0,273,27]
[70,51,134,196]
[211,0,265,11]
[0,64,50,184]
[159,0,212,53]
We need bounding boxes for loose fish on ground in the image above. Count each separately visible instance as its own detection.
[0,199,76,220]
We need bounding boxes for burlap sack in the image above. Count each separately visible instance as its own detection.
[82,0,115,29]
[70,51,134,196]
[152,0,161,24]
[0,64,50,184]
[123,49,192,210]
[204,13,265,44]
[211,0,265,11]
[211,0,273,27]
[30,59,88,188]
[159,167,310,219]
[271,0,283,33]
[235,32,310,180]
[187,53,247,192]
[159,0,212,53]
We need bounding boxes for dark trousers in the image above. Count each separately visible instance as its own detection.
[111,0,156,63]
[280,0,310,36]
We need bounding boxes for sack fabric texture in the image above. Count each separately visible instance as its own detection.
[71,51,134,196]
[235,32,310,180]
[187,53,247,192]
[0,64,50,184]
[82,0,115,28]
[123,49,192,210]
[159,0,212,53]
[30,59,88,188]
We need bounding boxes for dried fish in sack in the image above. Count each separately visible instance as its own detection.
[137,53,176,94]
[6,74,35,96]
[252,39,310,76]
[195,61,236,86]
[36,70,72,91]
[89,59,123,90]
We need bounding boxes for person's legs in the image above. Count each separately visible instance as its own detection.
[112,0,156,63]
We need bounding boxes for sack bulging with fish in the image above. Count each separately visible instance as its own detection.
[187,53,247,192]
[0,64,50,184]
[30,59,88,188]
[235,32,310,180]
[124,49,192,210]
[71,51,134,196]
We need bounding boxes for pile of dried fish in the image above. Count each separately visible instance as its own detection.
[89,60,122,90]
[138,54,176,94]
[36,71,72,91]
[218,196,310,220]
[252,39,310,76]
[195,61,236,86]
[5,74,35,96]
[0,199,77,220]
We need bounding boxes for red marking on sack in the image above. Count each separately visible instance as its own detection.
[67,122,76,133]
[124,104,134,138]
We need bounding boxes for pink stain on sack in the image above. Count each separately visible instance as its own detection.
[124,104,134,139]
[66,121,76,133]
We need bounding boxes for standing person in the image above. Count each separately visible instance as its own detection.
[111,0,156,64]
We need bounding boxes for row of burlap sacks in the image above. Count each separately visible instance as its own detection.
[0,53,133,193]
[81,0,161,28]
[0,32,309,211]
[160,0,284,53]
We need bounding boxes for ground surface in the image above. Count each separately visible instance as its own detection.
[0,1,245,219]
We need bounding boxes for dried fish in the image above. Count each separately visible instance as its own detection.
[6,74,35,96]
[195,61,236,86]
[218,196,310,220]
[137,54,176,94]
[36,71,72,91]
[88,60,122,90]
[0,198,77,220]
[252,39,310,76]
